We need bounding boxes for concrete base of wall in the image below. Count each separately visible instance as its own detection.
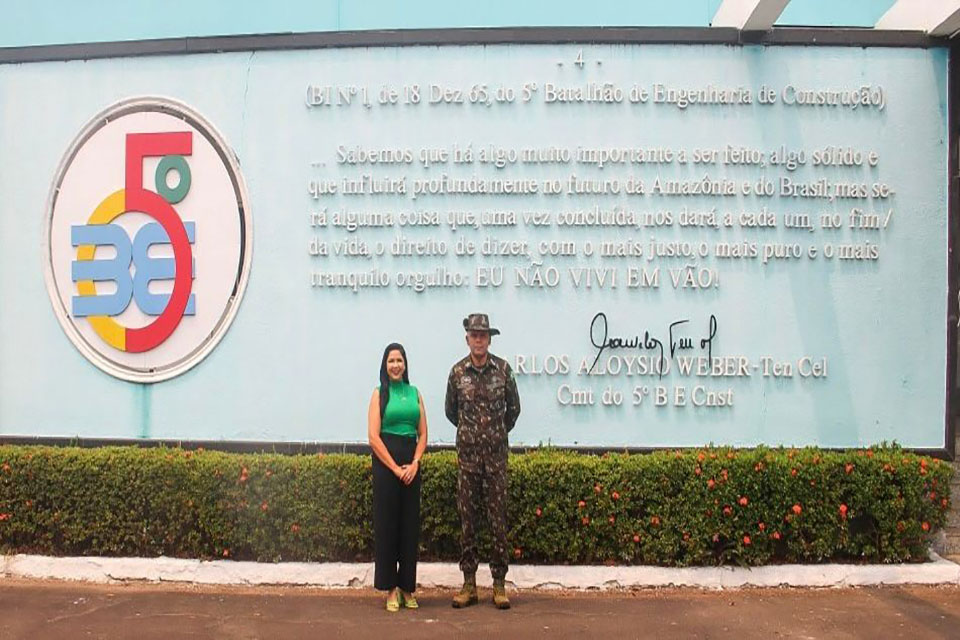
[2,553,959,590]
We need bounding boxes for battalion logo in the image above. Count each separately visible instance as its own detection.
[43,98,252,382]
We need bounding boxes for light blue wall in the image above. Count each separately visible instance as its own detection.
[1,1,900,48]
[1,1,722,47]
[777,0,898,28]
[0,42,949,449]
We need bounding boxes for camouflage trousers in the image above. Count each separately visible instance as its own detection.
[457,444,509,581]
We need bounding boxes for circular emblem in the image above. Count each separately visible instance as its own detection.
[43,97,252,382]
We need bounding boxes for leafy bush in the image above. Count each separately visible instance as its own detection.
[0,444,950,565]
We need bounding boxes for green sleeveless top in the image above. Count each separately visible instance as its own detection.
[380,382,420,439]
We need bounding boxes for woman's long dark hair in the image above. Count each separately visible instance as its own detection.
[379,343,410,418]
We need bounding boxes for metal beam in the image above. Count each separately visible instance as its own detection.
[712,0,791,31]
[876,0,960,36]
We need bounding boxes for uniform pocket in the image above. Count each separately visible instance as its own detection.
[489,382,506,411]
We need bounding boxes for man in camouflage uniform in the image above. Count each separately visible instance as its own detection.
[445,313,521,610]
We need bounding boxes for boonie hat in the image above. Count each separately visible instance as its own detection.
[463,313,500,336]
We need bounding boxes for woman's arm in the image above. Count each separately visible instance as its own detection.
[368,389,403,478]
[400,392,429,485]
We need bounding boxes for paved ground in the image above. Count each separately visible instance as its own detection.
[1,579,959,639]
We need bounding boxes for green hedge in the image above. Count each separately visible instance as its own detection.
[0,444,951,565]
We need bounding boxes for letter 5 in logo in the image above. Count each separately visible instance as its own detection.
[44,98,252,382]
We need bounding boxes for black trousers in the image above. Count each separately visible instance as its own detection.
[372,433,421,592]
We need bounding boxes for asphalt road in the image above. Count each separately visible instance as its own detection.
[1,579,959,639]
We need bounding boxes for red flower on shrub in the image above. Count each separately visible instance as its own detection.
[866,450,874,458]
[720,469,728,481]
[942,498,949,509]
[727,452,735,460]
[594,484,602,494]
[930,492,937,501]
[920,467,928,476]
[611,491,620,500]
[578,500,586,509]
[738,496,748,507]
[723,506,733,517]
[896,521,906,532]
[633,534,641,543]
[758,522,765,531]
[845,463,854,474]
[582,516,590,526]
[608,516,616,525]
[24,500,32,508]
[695,466,702,476]
[839,504,848,519]
[650,516,661,527]
[792,504,802,515]
[743,536,751,545]
[754,462,764,472]
[514,548,523,559]
[683,532,690,541]
[291,523,300,533]
[772,531,781,540]
[1,463,10,473]
[260,501,269,512]
[922,522,930,532]
[791,468,798,477]
[0,513,9,521]
[697,452,705,462]
[707,479,716,490]
[222,549,230,558]
[535,507,543,517]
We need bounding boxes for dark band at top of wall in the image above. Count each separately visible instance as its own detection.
[0,26,947,64]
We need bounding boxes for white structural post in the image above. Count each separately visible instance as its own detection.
[712,0,792,31]
[876,0,960,36]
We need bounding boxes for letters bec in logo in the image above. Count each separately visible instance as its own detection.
[44,98,252,382]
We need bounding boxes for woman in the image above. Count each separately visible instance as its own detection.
[368,343,428,611]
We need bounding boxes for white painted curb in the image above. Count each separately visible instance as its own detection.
[2,553,959,589]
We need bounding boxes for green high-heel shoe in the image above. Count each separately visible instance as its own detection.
[385,590,401,612]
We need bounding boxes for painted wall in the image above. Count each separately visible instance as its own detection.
[0,42,948,448]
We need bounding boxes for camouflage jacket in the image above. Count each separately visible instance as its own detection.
[444,353,521,448]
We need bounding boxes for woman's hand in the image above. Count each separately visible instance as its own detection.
[399,460,419,485]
